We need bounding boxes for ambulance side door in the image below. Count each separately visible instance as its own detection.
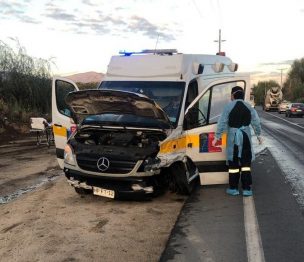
[52,77,79,169]
[183,77,248,185]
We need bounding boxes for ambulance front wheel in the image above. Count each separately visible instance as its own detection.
[171,162,198,195]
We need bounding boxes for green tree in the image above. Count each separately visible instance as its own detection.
[0,39,53,122]
[252,80,280,106]
[283,58,304,102]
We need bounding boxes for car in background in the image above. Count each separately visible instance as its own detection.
[285,103,304,118]
[249,94,255,108]
[278,100,290,114]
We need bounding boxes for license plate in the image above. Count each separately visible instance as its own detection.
[296,109,302,112]
[93,187,115,199]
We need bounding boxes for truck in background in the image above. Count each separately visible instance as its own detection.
[264,86,283,111]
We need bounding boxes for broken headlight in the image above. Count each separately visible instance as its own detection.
[64,144,76,166]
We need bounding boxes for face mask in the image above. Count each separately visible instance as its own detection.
[231,90,243,96]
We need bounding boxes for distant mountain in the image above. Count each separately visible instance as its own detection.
[65,71,104,83]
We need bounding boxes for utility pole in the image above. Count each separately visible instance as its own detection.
[214,29,226,53]
[277,68,288,89]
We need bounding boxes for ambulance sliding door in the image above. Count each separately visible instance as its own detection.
[184,78,248,185]
[52,77,79,169]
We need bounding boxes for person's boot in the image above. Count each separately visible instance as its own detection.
[242,189,253,196]
[226,188,240,196]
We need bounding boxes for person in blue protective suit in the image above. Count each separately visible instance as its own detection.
[212,86,262,196]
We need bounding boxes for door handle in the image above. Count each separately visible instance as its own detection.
[54,124,62,127]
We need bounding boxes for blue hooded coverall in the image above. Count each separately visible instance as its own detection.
[215,99,261,190]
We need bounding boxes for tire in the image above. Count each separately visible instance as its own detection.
[152,177,168,197]
[74,187,92,195]
[170,162,199,195]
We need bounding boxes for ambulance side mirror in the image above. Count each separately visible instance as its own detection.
[183,108,196,130]
[183,113,191,130]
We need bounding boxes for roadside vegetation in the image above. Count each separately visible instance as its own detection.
[253,59,304,105]
[0,39,100,139]
[0,39,53,136]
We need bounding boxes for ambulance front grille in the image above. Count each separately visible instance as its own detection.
[76,154,137,174]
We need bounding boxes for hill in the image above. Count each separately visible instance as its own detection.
[65,71,104,83]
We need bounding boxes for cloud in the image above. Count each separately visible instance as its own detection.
[268,71,282,76]
[280,60,294,65]
[17,14,40,24]
[82,0,97,6]
[103,16,127,26]
[70,21,110,34]
[0,0,41,24]
[7,1,170,40]
[259,60,293,66]
[44,7,77,21]
[0,1,178,42]
[115,7,126,11]
[0,1,26,16]
[128,16,175,41]
[248,71,265,75]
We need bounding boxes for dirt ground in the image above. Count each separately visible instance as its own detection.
[0,137,185,262]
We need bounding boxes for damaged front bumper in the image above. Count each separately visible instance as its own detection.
[64,168,156,198]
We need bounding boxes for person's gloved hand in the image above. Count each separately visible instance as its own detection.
[257,136,263,145]
[212,138,219,147]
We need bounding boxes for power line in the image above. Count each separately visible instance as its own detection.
[216,0,223,27]
[277,68,288,89]
[191,0,204,20]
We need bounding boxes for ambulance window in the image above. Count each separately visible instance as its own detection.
[184,89,210,129]
[56,80,75,117]
[209,82,245,123]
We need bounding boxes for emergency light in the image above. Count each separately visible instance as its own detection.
[212,62,224,73]
[119,49,178,56]
[228,63,238,72]
[193,62,204,75]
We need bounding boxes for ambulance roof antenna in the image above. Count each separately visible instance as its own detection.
[154,33,160,54]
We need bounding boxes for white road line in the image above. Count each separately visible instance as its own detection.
[265,111,304,130]
[243,196,265,262]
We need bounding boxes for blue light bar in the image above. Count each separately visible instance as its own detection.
[118,50,141,56]
[119,49,178,56]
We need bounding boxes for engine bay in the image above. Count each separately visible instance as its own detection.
[68,128,167,161]
[73,128,166,147]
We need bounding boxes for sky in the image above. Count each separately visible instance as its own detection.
[1,0,304,84]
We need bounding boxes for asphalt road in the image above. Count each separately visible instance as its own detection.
[258,107,304,166]
[1,108,304,261]
[161,107,304,262]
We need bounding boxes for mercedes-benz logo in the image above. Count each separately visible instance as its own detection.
[97,157,110,172]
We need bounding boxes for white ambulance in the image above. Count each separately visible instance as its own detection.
[52,49,250,199]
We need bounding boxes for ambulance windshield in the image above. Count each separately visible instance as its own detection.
[99,81,185,127]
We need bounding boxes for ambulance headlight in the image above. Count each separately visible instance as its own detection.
[64,144,75,166]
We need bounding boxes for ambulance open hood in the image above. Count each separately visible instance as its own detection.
[65,89,172,129]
